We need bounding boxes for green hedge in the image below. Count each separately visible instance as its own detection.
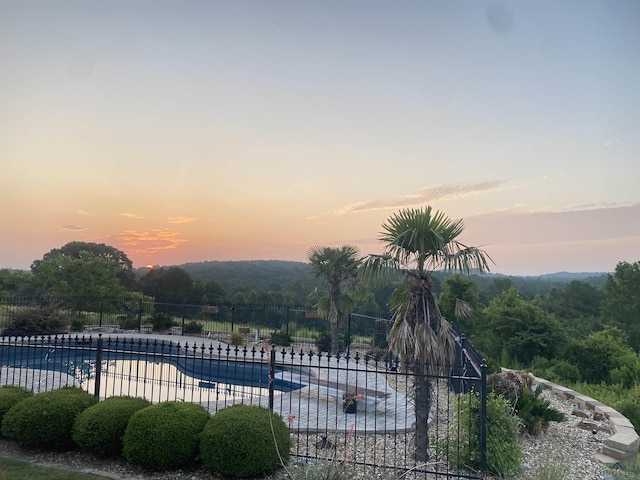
[72,396,151,457]
[1,386,97,449]
[122,401,210,470]
[200,404,291,478]
[0,386,33,432]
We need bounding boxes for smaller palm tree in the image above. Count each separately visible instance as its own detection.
[308,245,362,355]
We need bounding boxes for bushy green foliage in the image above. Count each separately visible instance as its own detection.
[1,386,97,449]
[481,288,567,365]
[72,396,151,457]
[269,330,291,347]
[122,401,209,471]
[118,314,139,330]
[315,331,344,353]
[437,392,522,478]
[615,398,640,434]
[200,404,291,478]
[1,303,67,337]
[150,312,174,331]
[530,357,582,384]
[565,326,640,385]
[0,386,33,430]
[515,385,565,434]
[183,320,203,334]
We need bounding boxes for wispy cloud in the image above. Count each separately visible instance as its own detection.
[60,224,87,231]
[77,209,90,215]
[117,229,188,255]
[336,180,510,215]
[167,217,195,224]
[528,202,634,214]
[120,212,143,219]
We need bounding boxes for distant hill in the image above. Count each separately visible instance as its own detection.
[177,260,313,290]
[135,260,609,296]
[535,271,610,281]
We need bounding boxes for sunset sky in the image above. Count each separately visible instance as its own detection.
[1,0,638,276]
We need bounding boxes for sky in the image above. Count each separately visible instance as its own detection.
[1,0,639,276]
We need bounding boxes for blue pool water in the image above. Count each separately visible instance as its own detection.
[0,338,304,394]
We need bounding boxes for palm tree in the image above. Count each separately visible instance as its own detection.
[362,206,492,462]
[308,245,362,356]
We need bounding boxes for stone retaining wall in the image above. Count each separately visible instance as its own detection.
[532,374,639,465]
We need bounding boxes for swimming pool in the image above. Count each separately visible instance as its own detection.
[0,337,304,404]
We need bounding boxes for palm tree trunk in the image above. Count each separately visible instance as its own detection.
[329,284,341,356]
[413,372,431,462]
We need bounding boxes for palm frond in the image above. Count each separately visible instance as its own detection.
[454,298,475,319]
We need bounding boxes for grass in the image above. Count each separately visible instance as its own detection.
[0,457,105,479]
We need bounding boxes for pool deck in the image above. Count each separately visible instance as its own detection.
[1,332,414,434]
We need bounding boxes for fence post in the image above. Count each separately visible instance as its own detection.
[137,298,143,331]
[94,334,103,399]
[181,300,186,335]
[268,348,276,412]
[285,306,289,339]
[347,313,352,356]
[480,358,488,474]
[99,297,104,327]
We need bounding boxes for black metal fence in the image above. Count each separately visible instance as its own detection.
[0,296,391,351]
[0,297,487,478]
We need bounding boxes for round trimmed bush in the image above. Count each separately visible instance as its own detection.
[0,386,33,432]
[1,386,97,449]
[200,404,291,478]
[72,396,151,457]
[122,401,210,470]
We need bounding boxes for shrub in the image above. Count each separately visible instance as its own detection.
[1,386,97,449]
[269,330,291,347]
[229,330,245,346]
[70,313,88,332]
[487,370,532,400]
[316,332,331,353]
[437,391,522,478]
[150,312,174,331]
[183,320,203,335]
[72,396,151,457]
[118,314,138,330]
[294,459,347,480]
[2,303,67,337]
[122,401,209,470]
[615,398,640,434]
[515,384,565,434]
[315,331,345,353]
[0,386,33,430]
[200,403,291,478]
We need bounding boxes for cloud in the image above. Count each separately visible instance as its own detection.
[117,229,188,255]
[120,212,143,219]
[60,224,87,231]
[77,209,90,215]
[336,180,510,215]
[167,217,195,224]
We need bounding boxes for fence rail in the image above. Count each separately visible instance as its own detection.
[0,297,487,478]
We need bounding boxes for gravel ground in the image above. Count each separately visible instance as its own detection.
[0,386,619,480]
